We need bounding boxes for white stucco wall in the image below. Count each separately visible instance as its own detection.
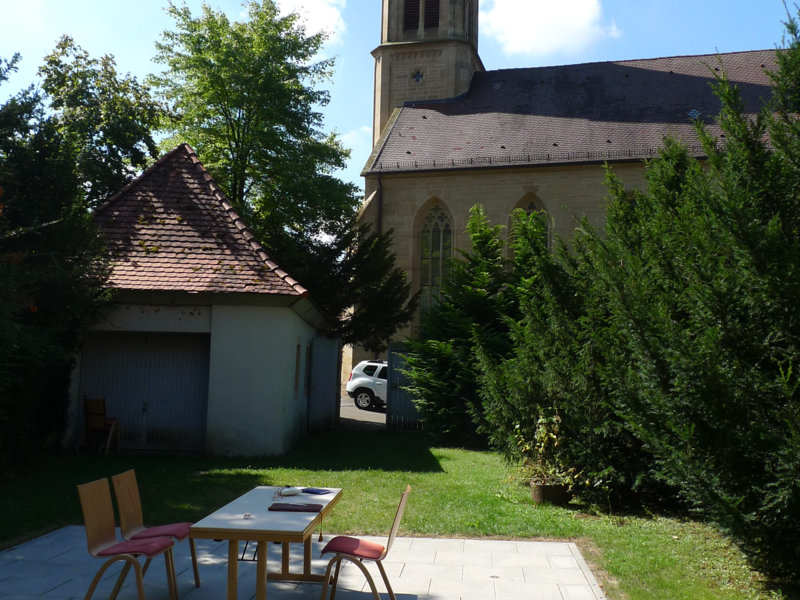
[90,304,212,333]
[69,301,318,456]
[206,304,317,456]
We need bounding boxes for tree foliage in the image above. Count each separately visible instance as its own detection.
[152,0,416,349]
[0,54,112,465]
[406,14,800,581]
[578,67,800,580]
[404,205,515,447]
[39,36,163,207]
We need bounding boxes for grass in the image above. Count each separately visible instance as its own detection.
[0,429,786,600]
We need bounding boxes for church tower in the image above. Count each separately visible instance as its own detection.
[372,0,483,144]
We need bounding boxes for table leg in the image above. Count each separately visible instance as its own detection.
[227,541,238,600]
[255,541,267,600]
[281,543,290,574]
[304,537,312,576]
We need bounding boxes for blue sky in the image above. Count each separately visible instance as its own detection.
[0,0,791,190]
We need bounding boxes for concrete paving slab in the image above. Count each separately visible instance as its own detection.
[399,563,464,580]
[379,549,436,564]
[560,583,598,599]
[408,538,465,553]
[516,540,574,555]
[1,527,607,599]
[434,550,492,566]
[462,565,525,582]
[495,580,564,600]
[549,554,581,569]
[463,539,518,554]
[428,578,495,598]
[523,565,590,585]
[491,552,550,568]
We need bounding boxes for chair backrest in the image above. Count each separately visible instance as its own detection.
[112,470,145,540]
[84,397,108,432]
[77,478,118,557]
[382,485,411,559]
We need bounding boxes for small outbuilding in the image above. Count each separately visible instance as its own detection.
[68,144,340,456]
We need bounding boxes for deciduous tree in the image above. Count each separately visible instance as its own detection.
[152,1,416,349]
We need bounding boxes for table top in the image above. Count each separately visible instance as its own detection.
[190,486,343,541]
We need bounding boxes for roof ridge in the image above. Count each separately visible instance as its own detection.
[482,48,777,75]
[94,144,187,214]
[181,144,308,298]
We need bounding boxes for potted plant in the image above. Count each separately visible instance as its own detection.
[517,411,576,505]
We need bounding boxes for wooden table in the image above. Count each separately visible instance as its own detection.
[190,486,342,600]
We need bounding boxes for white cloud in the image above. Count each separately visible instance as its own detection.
[481,0,621,57]
[276,0,347,46]
[340,125,371,149]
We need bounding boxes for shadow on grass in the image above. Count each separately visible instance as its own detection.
[0,429,442,550]
[274,429,443,473]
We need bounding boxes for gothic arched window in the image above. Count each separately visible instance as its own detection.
[420,204,452,314]
[524,200,550,249]
[508,196,551,257]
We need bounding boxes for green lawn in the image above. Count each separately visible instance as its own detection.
[0,430,784,600]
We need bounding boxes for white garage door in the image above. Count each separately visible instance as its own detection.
[79,332,211,452]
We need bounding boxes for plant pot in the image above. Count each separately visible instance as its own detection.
[530,482,571,505]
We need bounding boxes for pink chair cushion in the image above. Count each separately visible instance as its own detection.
[131,522,192,541]
[98,537,173,557]
[321,536,385,560]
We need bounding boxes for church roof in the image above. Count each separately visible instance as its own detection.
[365,50,776,174]
[94,144,307,297]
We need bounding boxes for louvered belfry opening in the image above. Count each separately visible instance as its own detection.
[404,0,420,30]
[424,0,440,30]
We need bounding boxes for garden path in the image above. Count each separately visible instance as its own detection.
[0,526,605,599]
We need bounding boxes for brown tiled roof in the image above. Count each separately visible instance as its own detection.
[366,50,777,174]
[95,144,307,297]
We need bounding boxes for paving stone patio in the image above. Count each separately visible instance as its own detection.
[0,527,605,600]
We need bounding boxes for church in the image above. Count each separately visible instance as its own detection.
[351,0,775,368]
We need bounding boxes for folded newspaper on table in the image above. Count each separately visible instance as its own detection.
[268,502,323,513]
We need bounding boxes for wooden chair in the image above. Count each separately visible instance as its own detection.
[319,485,411,600]
[77,478,177,600]
[79,396,120,455]
[112,469,201,588]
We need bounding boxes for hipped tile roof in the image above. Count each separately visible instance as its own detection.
[367,50,777,174]
[95,144,307,297]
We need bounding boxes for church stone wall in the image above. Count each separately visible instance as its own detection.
[352,162,648,367]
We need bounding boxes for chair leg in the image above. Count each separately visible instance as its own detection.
[189,538,201,587]
[84,555,144,600]
[319,555,342,600]
[330,558,342,600]
[339,556,381,600]
[376,560,397,600]
[109,561,132,600]
[142,557,152,576]
[106,423,119,456]
[165,548,178,600]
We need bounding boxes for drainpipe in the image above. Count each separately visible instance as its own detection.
[376,172,383,235]
[375,172,383,361]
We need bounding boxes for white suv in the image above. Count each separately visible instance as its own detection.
[346,360,388,410]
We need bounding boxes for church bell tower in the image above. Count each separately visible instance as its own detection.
[372,0,483,144]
